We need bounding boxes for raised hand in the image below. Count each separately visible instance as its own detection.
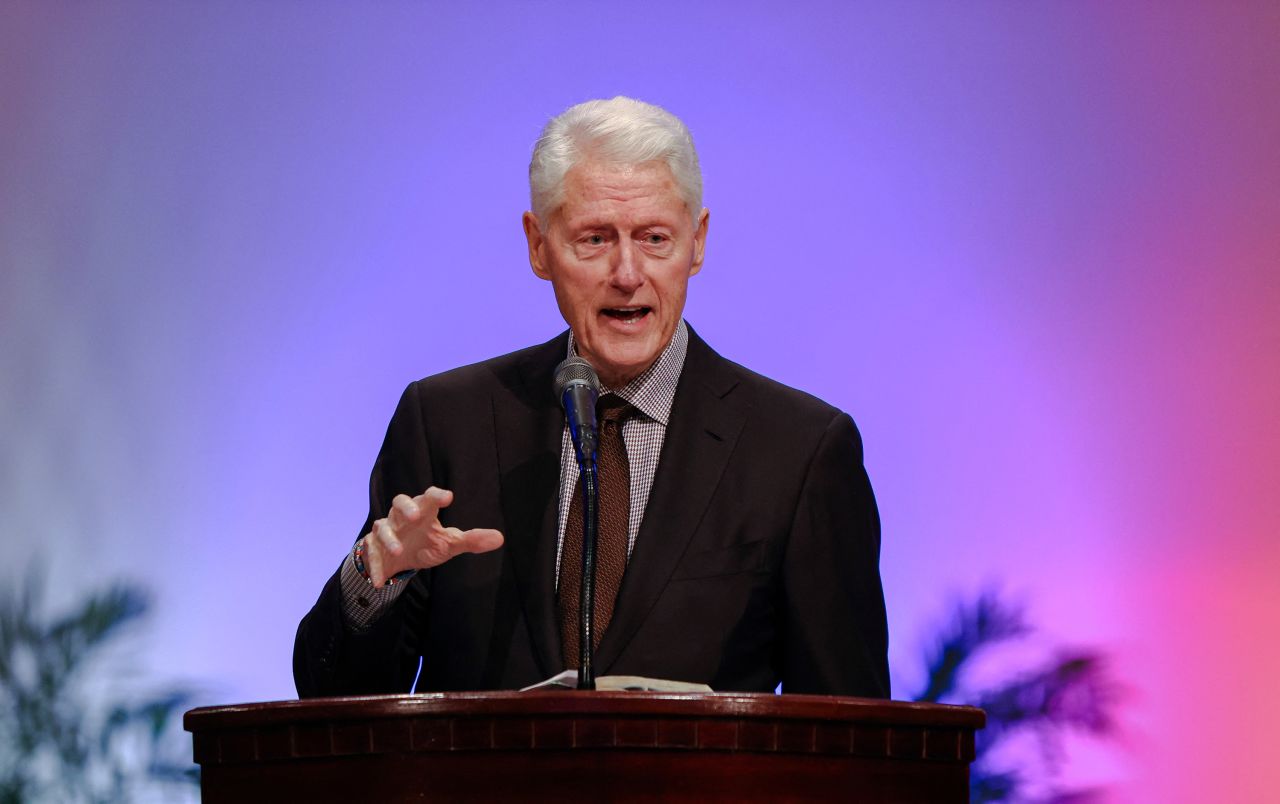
[363,487,504,588]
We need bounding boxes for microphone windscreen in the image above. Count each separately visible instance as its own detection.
[554,356,601,406]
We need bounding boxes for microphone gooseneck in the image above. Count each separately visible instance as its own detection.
[553,356,602,690]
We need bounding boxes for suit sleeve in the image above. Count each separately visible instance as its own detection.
[293,382,436,698]
[781,411,890,698]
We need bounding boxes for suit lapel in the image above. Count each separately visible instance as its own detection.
[494,332,567,679]
[594,331,747,673]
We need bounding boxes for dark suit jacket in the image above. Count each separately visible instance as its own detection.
[294,327,889,698]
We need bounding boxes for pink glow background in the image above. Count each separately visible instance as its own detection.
[2,2,1277,798]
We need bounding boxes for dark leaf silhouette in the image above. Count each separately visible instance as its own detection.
[917,586,1030,703]
[911,585,1125,802]
[0,567,200,802]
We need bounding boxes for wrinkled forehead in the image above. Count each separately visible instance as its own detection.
[565,159,676,195]
[551,159,691,225]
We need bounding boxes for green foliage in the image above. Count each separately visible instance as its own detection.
[911,586,1124,803]
[0,569,199,803]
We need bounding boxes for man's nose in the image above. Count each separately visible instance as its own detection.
[610,239,643,292]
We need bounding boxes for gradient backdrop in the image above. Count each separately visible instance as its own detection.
[2,2,1277,800]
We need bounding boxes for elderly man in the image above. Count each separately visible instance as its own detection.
[294,97,889,698]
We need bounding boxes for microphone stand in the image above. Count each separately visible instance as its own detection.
[556,356,602,692]
[576,459,600,690]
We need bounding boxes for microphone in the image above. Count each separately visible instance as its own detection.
[554,356,602,465]
[553,355,602,690]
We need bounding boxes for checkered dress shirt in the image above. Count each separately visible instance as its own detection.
[554,320,687,585]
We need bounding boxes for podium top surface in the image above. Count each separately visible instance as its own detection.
[185,691,984,732]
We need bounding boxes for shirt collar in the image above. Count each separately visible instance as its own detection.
[566,319,688,427]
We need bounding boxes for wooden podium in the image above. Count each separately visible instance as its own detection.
[185,692,983,802]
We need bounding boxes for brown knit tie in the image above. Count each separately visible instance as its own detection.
[559,394,633,669]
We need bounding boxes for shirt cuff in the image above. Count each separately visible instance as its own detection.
[338,552,412,631]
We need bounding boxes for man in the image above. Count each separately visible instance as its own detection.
[294,97,889,698]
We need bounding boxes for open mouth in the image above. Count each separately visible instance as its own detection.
[601,306,651,324]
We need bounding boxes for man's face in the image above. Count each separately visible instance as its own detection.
[523,159,709,389]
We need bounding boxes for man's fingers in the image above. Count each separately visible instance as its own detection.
[389,494,420,528]
[383,489,499,571]
[415,486,454,522]
[373,518,403,557]
[454,528,504,556]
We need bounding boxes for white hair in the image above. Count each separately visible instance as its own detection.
[528,96,703,224]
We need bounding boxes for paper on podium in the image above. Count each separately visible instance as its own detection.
[521,670,712,692]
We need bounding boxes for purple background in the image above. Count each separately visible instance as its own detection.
[3,2,1278,798]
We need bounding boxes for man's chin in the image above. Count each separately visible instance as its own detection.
[592,351,658,389]
[578,328,669,385]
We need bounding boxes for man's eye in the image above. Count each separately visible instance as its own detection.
[646,234,666,244]
[586,235,605,245]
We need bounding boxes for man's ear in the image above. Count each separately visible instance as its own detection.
[689,207,710,277]
[523,212,552,280]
